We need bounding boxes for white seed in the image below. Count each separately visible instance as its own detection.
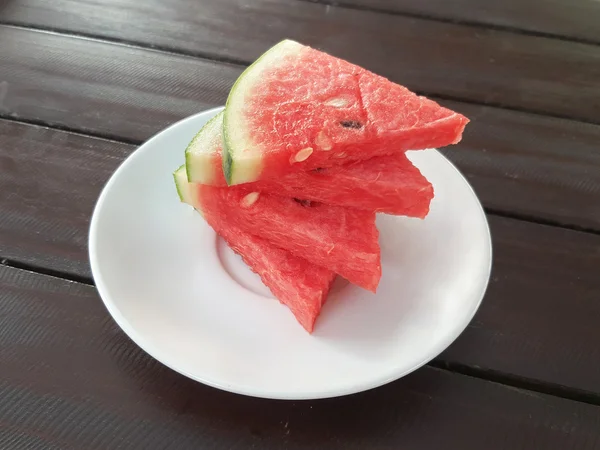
[334,152,347,159]
[315,131,333,151]
[293,147,313,163]
[241,192,260,207]
[325,97,350,108]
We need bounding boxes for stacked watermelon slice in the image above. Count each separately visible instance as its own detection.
[173,40,469,333]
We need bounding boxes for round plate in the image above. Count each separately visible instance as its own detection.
[89,107,492,400]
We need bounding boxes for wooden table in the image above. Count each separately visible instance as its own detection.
[1,1,600,448]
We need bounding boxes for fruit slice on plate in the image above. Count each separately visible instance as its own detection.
[176,162,380,292]
[194,185,380,292]
[174,165,336,333]
[186,112,434,217]
[223,39,469,185]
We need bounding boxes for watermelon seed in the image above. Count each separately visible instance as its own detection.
[325,97,350,108]
[293,147,313,163]
[312,168,326,173]
[241,192,260,207]
[293,198,312,207]
[334,152,347,159]
[315,130,333,150]
[340,120,362,129]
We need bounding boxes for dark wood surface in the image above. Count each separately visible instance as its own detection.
[0,120,133,278]
[0,25,235,142]
[3,265,600,450]
[305,0,600,44]
[1,0,600,447]
[2,1,600,122]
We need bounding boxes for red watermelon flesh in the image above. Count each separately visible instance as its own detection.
[289,154,433,217]
[223,40,469,185]
[186,112,433,217]
[211,218,336,333]
[194,184,381,292]
[174,165,335,333]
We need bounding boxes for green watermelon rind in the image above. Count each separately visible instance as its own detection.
[173,164,196,205]
[223,39,304,186]
[184,130,204,183]
[185,112,226,185]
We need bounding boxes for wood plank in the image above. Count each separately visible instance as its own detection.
[0,27,239,142]
[308,0,600,44]
[2,264,600,450]
[0,120,134,277]
[2,120,600,394]
[442,216,600,394]
[441,101,600,231]
[2,1,600,122]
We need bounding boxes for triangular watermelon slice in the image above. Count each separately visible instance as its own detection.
[223,40,468,185]
[174,165,336,333]
[178,156,381,291]
[186,112,434,217]
[194,184,380,292]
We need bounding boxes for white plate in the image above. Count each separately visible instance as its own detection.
[89,106,492,400]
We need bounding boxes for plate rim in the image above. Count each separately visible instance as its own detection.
[88,107,493,400]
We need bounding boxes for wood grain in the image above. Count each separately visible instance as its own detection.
[2,119,600,394]
[443,216,600,395]
[0,26,239,142]
[0,120,134,277]
[441,101,600,231]
[1,1,600,122]
[305,0,600,44]
[2,264,600,450]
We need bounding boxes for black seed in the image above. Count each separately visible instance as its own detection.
[293,198,313,207]
[312,167,326,173]
[340,120,362,129]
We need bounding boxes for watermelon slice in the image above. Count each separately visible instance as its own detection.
[174,165,335,333]
[179,158,380,292]
[193,184,381,291]
[186,112,434,217]
[223,40,469,185]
